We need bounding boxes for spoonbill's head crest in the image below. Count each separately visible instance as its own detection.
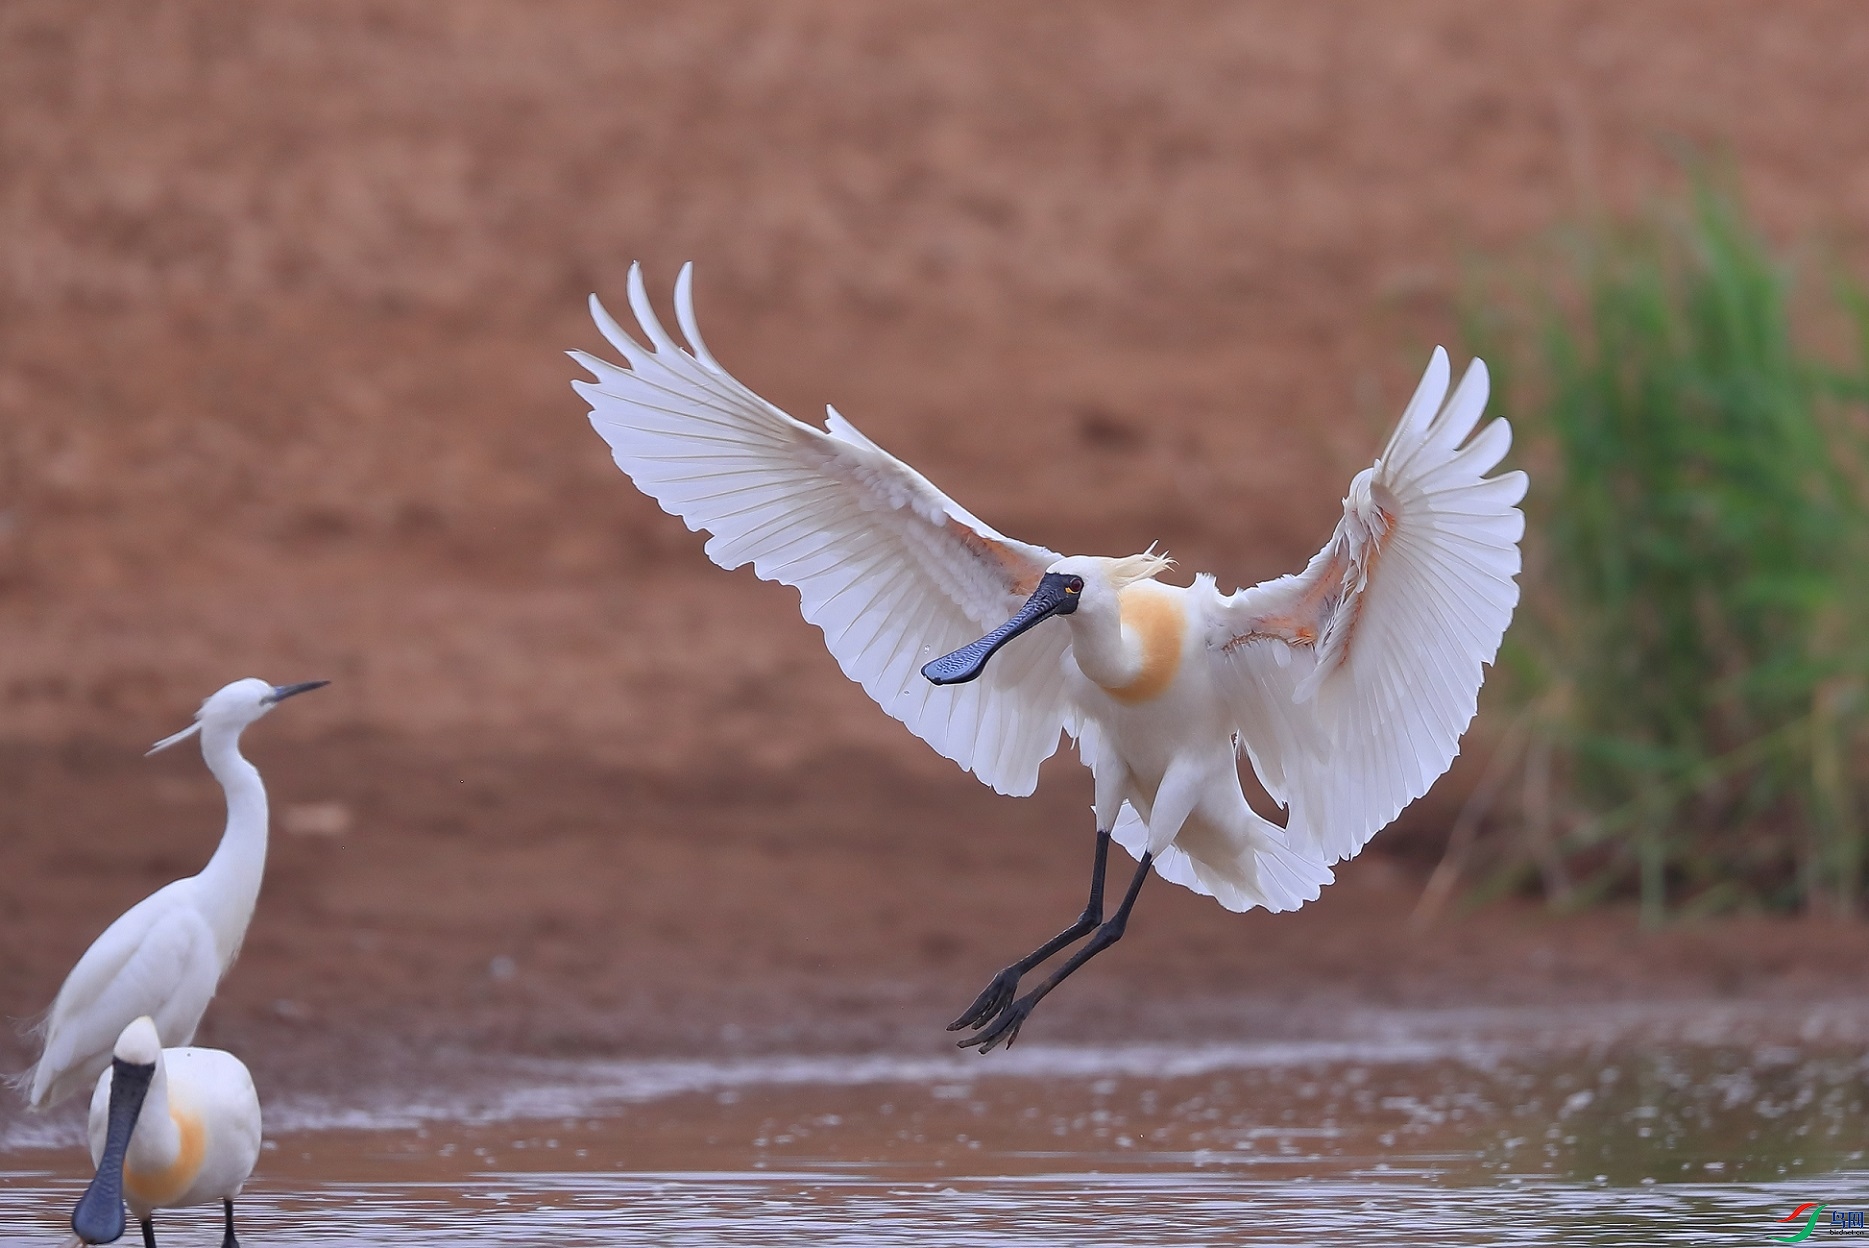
[1044,551,1174,611]
[146,677,330,755]
[111,1016,162,1067]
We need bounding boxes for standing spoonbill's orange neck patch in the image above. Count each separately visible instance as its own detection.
[1103,586,1185,704]
[123,1104,205,1208]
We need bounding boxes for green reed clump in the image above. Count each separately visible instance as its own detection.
[1469,183,1869,921]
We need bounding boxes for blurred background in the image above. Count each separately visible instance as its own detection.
[6,2,1869,1091]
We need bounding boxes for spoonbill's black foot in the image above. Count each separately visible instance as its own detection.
[221,1199,238,1248]
[950,829,1114,1036]
[947,965,1024,1032]
[958,995,1036,1053]
[961,852,1153,1056]
[142,1216,158,1248]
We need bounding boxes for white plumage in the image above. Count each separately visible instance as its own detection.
[572,265,1525,1048]
[1202,349,1525,867]
[21,678,326,1109]
[576,269,1075,797]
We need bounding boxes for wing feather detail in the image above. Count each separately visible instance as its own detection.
[24,890,218,1108]
[1208,349,1526,863]
[572,264,1073,795]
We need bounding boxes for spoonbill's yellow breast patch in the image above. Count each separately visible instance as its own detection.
[1105,586,1186,705]
[124,1104,205,1208]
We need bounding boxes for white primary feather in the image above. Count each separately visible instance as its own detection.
[571,263,1077,796]
[1209,350,1526,863]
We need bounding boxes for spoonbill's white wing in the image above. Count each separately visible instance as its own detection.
[572,265,1074,796]
[1209,349,1526,863]
[24,884,218,1107]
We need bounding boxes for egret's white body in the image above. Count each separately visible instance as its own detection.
[572,266,1525,1046]
[22,679,325,1108]
[71,1017,259,1247]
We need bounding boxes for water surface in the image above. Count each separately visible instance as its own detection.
[5,1011,1867,1245]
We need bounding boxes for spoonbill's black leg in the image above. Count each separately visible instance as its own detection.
[961,851,1153,1054]
[949,829,1112,1033]
[141,1216,157,1248]
[221,1199,238,1248]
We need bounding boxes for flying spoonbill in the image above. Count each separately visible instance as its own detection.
[571,266,1525,1051]
[69,1016,261,1247]
[20,678,327,1107]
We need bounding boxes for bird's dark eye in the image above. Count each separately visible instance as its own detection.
[1066,578,1084,594]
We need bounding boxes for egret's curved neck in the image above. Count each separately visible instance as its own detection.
[194,720,267,962]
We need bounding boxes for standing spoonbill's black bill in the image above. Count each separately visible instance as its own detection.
[571,266,1525,1051]
[18,678,327,1108]
[69,1015,261,1247]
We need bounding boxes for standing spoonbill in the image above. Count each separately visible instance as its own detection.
[572,265,1525,1051]
[19,678,327,1107]
[69,1015,261,1247]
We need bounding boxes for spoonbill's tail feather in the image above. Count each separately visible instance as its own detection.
[1211,351,1526,864]
[1110,802,1332,914]
[573,265,1080,796]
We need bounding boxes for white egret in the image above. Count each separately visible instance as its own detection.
[69,1016,261,1248]
[20,678,328,1107]
[572,266,1525,1051]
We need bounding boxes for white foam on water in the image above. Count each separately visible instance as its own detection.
[254,996,1869,1136]
[8,998,1869,1149]
[264,1035,1494,1133]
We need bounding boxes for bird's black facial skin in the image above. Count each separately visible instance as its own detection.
[267,680,330,705]
[923,572,1085,686]
[71,1057,156,1245]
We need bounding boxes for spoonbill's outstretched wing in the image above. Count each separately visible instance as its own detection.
[22,883,218,1108]
[572,265,1074,795]
[1209,349,1526,863]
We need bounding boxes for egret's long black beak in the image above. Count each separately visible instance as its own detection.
[268,680,330,704]
[923,572,1082,686]
[71,1057,156,1245]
